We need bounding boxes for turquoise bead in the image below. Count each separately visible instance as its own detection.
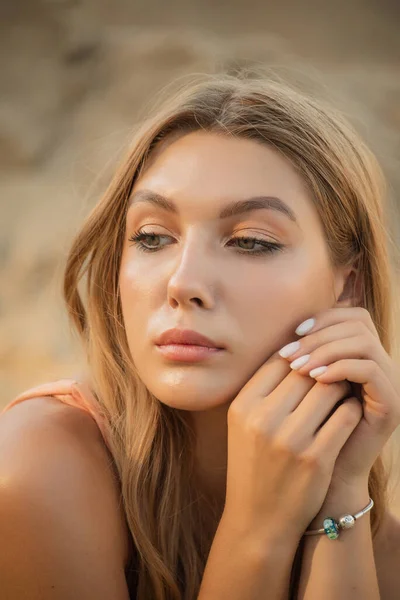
[323,517,339,540]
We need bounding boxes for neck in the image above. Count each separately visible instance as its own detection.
[189,403,229,517]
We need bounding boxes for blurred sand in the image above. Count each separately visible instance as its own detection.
[1,0,400,512]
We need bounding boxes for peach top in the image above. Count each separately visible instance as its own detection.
[1,378,111,451]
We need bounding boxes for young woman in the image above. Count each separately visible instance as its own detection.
[1,69,400,600]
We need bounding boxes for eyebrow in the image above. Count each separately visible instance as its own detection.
[127,189,299,225]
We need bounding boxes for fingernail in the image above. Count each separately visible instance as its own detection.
[309,366,328,378]
[290,354,310,369]
[295,318,315,336]
[278,341,301,358]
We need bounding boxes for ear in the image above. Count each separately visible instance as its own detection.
[334,264,363,308]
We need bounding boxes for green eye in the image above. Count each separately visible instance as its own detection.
[227,236,284,256]
[128,231,172,252]
[128,230,285,257]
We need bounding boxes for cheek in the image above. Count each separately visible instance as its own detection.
[235,260,308,315]
[120,255,157,300]
[119,258,159,333]
[235,256,334,344]
[119,261,136,322]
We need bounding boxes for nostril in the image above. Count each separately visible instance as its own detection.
[192,297,203,306]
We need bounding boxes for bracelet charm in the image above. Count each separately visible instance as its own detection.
[304,497,374,539]
[339,514,355,529]
[323,517,339,540]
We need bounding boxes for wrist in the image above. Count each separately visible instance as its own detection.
[307,479,370,531]
[219,510,301,560]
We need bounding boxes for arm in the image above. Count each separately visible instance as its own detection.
[0,397,130,600]
[0,483,131,600]
[298,481,380,600]
[197,513,300,600]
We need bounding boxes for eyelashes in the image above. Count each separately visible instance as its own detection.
[127,230,285,257]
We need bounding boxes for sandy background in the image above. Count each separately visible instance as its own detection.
[1,0,400,513]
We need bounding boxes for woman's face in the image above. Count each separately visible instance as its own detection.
[119,131,343,411]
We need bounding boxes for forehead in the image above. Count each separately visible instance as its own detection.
[131,131,320,230]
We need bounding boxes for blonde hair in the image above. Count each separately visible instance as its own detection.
[63,68,398,599]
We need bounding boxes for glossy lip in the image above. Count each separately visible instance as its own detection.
[155,344,223,363]
[155,328,225,349]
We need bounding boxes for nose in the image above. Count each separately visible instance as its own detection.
[167,236,216,310]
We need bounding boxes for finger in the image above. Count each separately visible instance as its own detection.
[297,307,380,340]
[284,321,373,361]
[234,351,291,411]
[311,358,398,423]
[310,397,363,461]
[291,334,393,382]
[266,369,316,417]
[286,380,352,435]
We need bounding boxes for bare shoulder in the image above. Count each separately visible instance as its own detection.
[0,394,103,455]
[374,509,400,600]
[0,394,117,497]
[0,396,130,599]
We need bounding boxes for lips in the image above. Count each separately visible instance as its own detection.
[155,328,223,348]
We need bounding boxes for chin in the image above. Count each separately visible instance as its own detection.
[143,377,236,412]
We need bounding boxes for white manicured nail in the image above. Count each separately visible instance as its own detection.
[309,366,328,378]
[278,341,301,358]
[290,354,310,369]
[295,318,315,336]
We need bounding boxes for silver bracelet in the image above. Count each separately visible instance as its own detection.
[304,497,374,540]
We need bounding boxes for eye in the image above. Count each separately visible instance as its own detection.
[128,229,285,257]
[128,230,173,253]
[226,236,285,256]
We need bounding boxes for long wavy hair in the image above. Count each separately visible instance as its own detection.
[63,68,398,599]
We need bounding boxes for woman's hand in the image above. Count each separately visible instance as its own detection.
[278,307,400,488]
[224,350,363,547]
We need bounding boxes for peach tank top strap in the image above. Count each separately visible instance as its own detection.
[1,378,112,452]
